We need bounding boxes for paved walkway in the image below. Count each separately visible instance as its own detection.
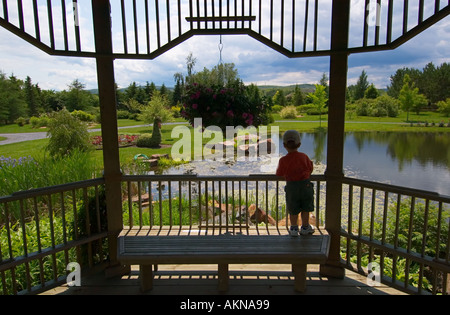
[0,124,152,146]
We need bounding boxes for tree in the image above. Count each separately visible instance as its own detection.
[292,85,304,106]
[437,98,450,117]
[272,90,286,106]
[309,84,328,127]
[46,108,92,157]
[0,73,27,124]
[139,91,173,147]
[387,67,421,98]
[64,79,98,111]
[398,74,427,121]
[24,76,40,117]
[364,84,379,99]
[353,70,369,100]
[319,72,329,98]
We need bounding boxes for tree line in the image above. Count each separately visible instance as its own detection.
[1,61,449,126]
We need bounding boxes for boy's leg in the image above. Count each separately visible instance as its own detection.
[300,211,315,235]
[290,214,299,226]
[301,212,309,228]
[289,214,299,236]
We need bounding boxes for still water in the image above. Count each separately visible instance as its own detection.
[162,132,449,196]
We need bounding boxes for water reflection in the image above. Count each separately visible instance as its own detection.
[159,132,449,195]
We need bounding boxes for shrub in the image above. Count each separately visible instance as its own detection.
[271,105,283,113]
[15,117,27,126]
[374,94,400,117]
[297,104,315,113]
[117,110,130,119]
[46,108,92,158]
[437,98,450,117]
[71,110,95,122]
[171,105,182,118]
[279,105,298,119]
[354,95,400,117]
[136,133,160,148]
[30,114,50,128]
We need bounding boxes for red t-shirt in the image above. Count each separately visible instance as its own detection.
[276,151,313,182]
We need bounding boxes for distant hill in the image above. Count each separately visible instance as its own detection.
[88,84,315,95]
[257,84,316,93]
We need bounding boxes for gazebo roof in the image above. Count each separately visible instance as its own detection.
[0,0,449,60]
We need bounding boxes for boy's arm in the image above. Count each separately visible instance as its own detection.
[275,159,284,177]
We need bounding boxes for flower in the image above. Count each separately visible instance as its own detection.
[227,110,234,118]
[192,104,198,110]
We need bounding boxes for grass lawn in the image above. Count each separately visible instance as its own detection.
[1,113,448,170]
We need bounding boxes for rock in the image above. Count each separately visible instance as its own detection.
[237,204,276,226]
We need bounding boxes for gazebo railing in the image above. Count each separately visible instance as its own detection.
[121,174,326,233]
[1,174,449,295]
[0,178,107,295]
[340,177,450,295]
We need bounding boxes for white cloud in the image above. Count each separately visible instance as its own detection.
[0,1,448,91]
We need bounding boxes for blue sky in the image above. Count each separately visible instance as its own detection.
[0,0,448,91]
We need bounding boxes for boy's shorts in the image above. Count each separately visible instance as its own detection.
[284,179,314,215]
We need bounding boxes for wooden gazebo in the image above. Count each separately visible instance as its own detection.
[1,0,449,295]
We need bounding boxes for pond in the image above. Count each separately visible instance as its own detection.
[158,131,449,196]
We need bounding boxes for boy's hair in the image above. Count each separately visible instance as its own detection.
[284,140,301,150]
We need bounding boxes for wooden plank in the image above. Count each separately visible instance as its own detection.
[118,232,330,265]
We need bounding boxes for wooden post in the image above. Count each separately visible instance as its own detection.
[218,264,229,292]
[320,0,349,279]
[92,0,124,271]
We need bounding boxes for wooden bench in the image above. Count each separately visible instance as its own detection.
[117,228,330,293]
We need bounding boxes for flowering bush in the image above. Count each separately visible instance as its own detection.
[91,134,139,149]
[180,81,270,131]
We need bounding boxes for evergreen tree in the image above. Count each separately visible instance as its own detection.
[272,90,286,106]
[353,70,369,100]
[24,76,40,117]
[292,85,304,106]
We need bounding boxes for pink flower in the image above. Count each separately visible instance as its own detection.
[227,110,234,118]
[192,104,198,109]
[242,113,248,119]
[191,91,201,99]
[245,119,253,126]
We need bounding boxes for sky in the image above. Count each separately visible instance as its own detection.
[0,0,449,92]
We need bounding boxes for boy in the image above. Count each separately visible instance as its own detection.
[276,130,315,236]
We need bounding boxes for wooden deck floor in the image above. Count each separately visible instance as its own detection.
[41,264,407,296]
